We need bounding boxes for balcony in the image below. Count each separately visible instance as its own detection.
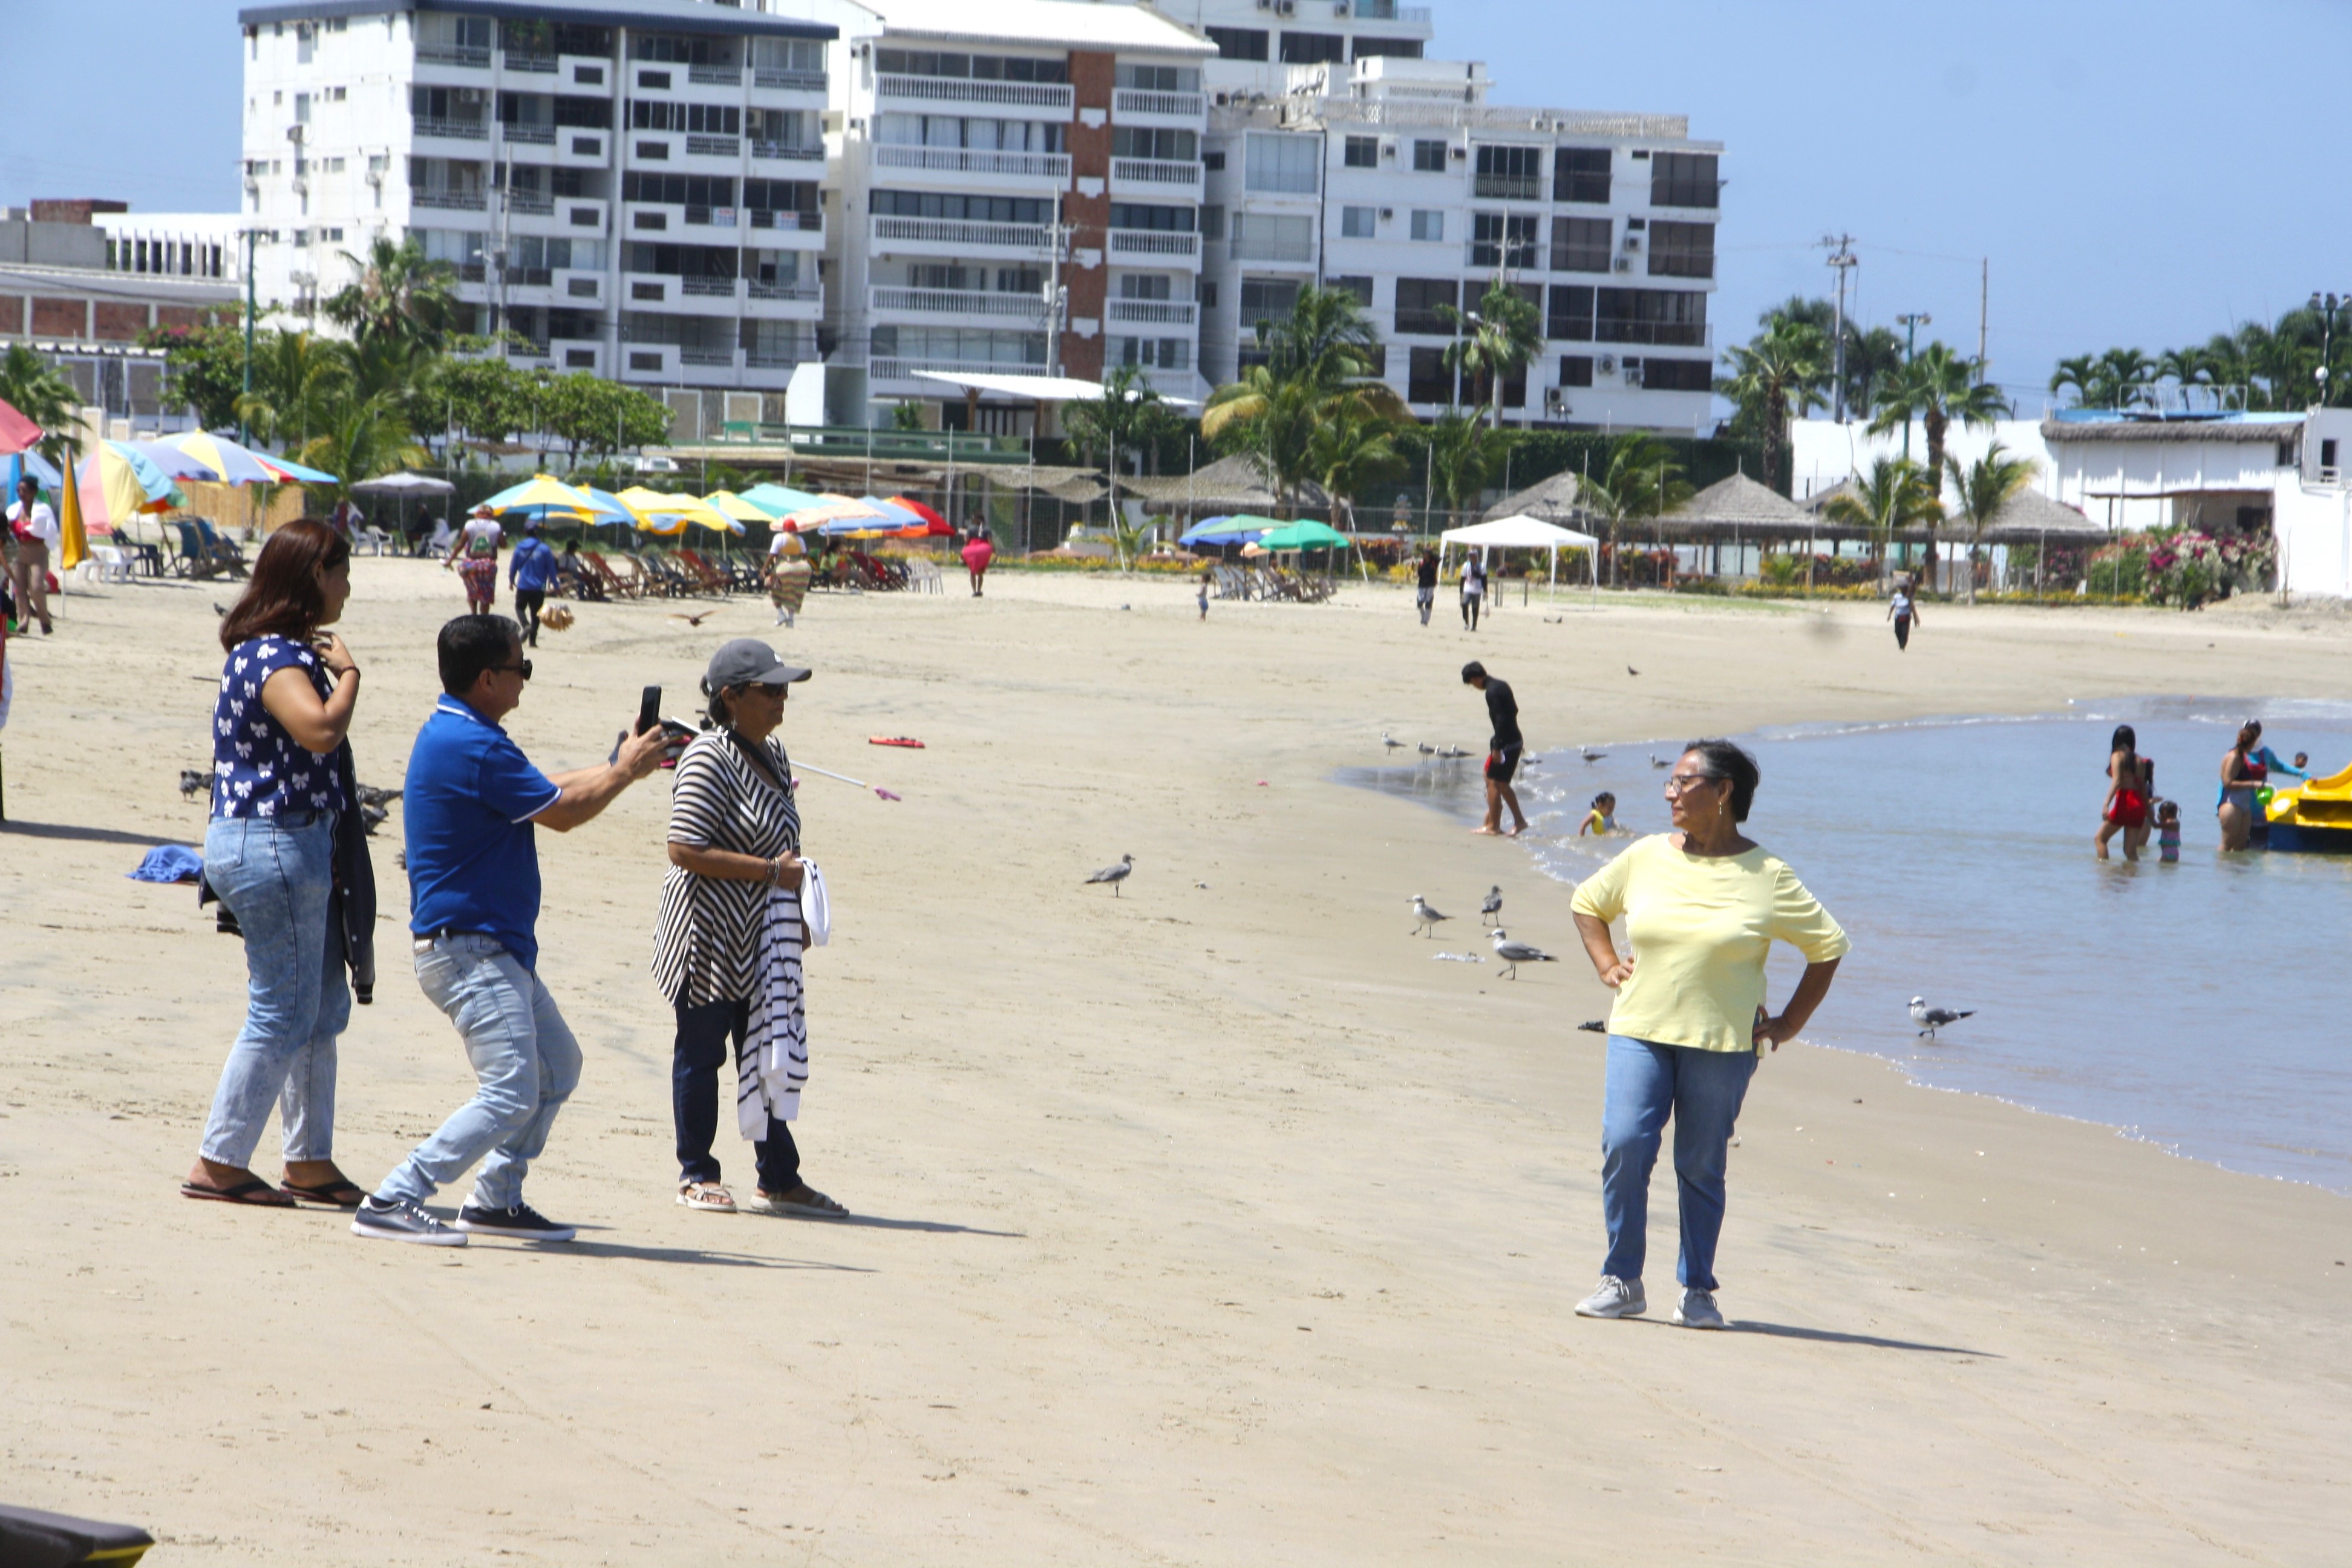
[688,65,742,87]
[876,74,1074,113]
[752,140,825,163]
[681,347,736,367]
[501,50,557,74]
[416,43,490,68]
[413,189,489,211]
[748,278,821,302]
[754,68,828,93]
[687,134,740,157]
[1112,88,1204,119]
[872,215,1051,255]
[679,275,738,298]
[1593,319,1711,348]
[1651,180,1722,211]
[1472,173,1542,201]
[413,115,488,142]
[500,122,557,145]
[1110,158,1199,189]
[1109,229,1198,260]
[1229,231,1314,264]
[1353,0,1432,17]
[504,189,556,215]
[871,354,1049,384]
[1107,298,1197,327]
[746,208,823,236]
[872,144,1071,181]
[1465,240,1539,269]
[871,286,1045,321]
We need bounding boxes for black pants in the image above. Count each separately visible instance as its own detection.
[1893,613,1911,650]
[515,588,547,645]
[673,996,800,1192]
[1462,594,1481,631]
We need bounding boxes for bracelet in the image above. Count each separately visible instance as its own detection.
[766,856,781,888]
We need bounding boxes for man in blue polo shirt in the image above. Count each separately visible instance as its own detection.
[353,615,667,1246]
[508,519,557,647]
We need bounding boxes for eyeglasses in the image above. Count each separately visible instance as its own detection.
[1662,771,1720,795]
[491,659,533,681]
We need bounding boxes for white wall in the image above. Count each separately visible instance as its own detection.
[2276,479,2352,599]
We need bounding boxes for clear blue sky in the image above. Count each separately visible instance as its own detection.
[4,0,2345,406]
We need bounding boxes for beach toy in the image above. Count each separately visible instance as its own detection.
[868,736,924,748]
[2262,760,2352,852]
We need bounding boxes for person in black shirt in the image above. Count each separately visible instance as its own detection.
[1462,660,1529,836]
[1414,547,1439,626]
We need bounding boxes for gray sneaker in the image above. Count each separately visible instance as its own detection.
[1671,1289,1726,1330]
[1573,1276,1647,1318]
[351,1195,466,1246]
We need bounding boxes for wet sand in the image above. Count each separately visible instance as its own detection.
[2,562,2348,1564]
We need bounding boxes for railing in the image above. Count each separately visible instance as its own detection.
[687,134,740,157]
[509,340,552,360]
[1108,298,1196,326]
[416,44,490,67]
[679,275,737,296]
[1647,252,1714,280]
[745,348,808,368]
[748,209,823,232]
[877,74,1074,112]
[1465,240,1538,269]
[754,68,828,92]
[688,65,742,87]
[505,191,555,215]
[1113,88,1204,117]
[1472,173,1541,200]
[413,116,488,141]
[1111,157,1198,186]
[751,140,825,162]
[502,51,557,73]
[748,279,820,301]
[1593,320,1711,347]
[1650,180,1722,210]
[1110,229,1198,258]
[869,355,1048,384]
[872,215,1051,252]
[1393,310,1452,336]
[871,287,1044,319]
[873,145,1071,180]
[681,348,736,366]
[458,263,486,282]
[414,189,488,211]
[1230,231,1315,263]
[1354,0,1430,17]
[501,122,556,145]
[507,267,552,287]
[1550,246,1610,273]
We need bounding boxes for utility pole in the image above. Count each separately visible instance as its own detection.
[1820,234,1857,422]
[241,226,258,443]
[2312,292,2347,405]
[1895,312,1930,460]
[1976,258,1989,384]
[1044,202,1071,379]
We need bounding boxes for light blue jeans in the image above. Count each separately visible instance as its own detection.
[375,935,581,1211]
[1599,1034,1758,1293]
[199,812,349,1167]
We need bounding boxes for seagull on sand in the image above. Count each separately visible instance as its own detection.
[1085,854,1135,896]
[1417,742,1437,756]
[1382,731,1404,751]
[1489,929,1558,981]
[1480,884,1503,918]
[1910,996,1975,1039]
[1410,895,1451,937]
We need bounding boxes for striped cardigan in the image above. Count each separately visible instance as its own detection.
[653,730,800,1007]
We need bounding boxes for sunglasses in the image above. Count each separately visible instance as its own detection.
[1662,771,1720,794]
[492,659,534,681]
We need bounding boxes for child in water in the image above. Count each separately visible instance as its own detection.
[1579,791,1618,837]
[2155,799,2181,862]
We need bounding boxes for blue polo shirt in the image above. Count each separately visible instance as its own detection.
[403,697,563,970]
[510,535,557,592]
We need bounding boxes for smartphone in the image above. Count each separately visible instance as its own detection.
[636,685,662,736]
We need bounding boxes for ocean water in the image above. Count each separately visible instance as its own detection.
[1345,697,2352,1194]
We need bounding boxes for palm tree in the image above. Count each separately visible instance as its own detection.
[1305,398,1405,533]
[237,330,349,451]
[1717,318,1828,495]
[2048,354,2101,408]
[1824,456,1939,581]
[1869,343,2008,589]
[1062,363,1172,564]
[1425,408,1513,531]
[1436,280,1543,428]
[1577,433,1691,586]
[1203,285,1407,512]
[296,391,428,504]
[325,235,461,350]
[0,344,83,468]
[1944,441,2039,605]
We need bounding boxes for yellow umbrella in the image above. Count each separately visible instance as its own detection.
[57,457,89,571]
[618,486,738,535]
[482,473,602,515]
[703,489,774,526]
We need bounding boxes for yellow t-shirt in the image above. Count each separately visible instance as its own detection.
[1569,833,1850,1053]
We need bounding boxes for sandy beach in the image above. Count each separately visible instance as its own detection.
[2,560,2349,1565]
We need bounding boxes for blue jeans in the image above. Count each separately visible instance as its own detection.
[1599,1034,1757,1293]
[199,812,348,1166]
[375,935,581,1210]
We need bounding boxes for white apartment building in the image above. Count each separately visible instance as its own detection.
[237,0,835,403]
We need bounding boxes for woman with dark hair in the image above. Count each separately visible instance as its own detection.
[2098,724,2148,861]
[652,639,847,1218]
[2216,719,2290,852]
[183,520,373,1208]
[1567,739,1847,1330]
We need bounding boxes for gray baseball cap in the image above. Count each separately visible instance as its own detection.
[703,638,811,694]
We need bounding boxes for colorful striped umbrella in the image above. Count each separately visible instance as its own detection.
[740,482,825,517]
[618,486,739,534]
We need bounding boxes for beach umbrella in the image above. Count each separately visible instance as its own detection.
[154,430,302,486]
[885,495,950,532]
[480,473,601,515]
[56,456,89,571]
[260,451,339,485]
[740,482,823,517]
[779,494,889,533]
[704,489,776,525]
[1180,514,1273,547]
[351,471,455,496]
[618,486,736,535]
[75,442,181,534]
[0,396,41,457]
[1258,520,1351,551]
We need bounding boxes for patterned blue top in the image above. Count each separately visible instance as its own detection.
[211,634,347,820]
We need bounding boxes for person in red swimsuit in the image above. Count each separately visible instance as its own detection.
[2097,724,2146,861]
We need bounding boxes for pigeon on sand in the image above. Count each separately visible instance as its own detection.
[178,768,208,802]
[1410,895,1451,937]
[1085,854,1135,896]
[1910,996,1975,1039]
[1489,929,1558,981]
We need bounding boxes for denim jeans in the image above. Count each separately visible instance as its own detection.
[199,812,349,1166]
[375,935,581,1210]
[672,996,800,1193]
[1599,1034,1758,1292]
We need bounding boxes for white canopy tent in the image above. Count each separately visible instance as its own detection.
[1440,514,1602,600]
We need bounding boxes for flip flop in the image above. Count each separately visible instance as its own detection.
[281,1178,368,1209]
[756,1186,848,1220]
[180,1177,296,1208]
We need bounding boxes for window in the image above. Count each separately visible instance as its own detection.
[874,189,1052,224]
[294,92,312,123]
[1650,151,1718,209]
[631,101,742,135]
[1198,279,1217,309]
[632,33,737,67]
[1641,359,1713,392]
[1230,212,1314,261]
[1647,220,1714,279]
[751,37,823,73]
[1330,275,1373,307]
[1550,217,1611,273]
[1204,26,1269,61]
[1108,202,1195,232]
[1472,144,1541,200]
[1547,284,1593,341]
[1344,136,1379,169]
[1245,133,1319,194]
[1351,36,1423,59]
[1394,277,1457,335]
[1554,148,1610,203]
[1413,139,1448,172]
[1409,209,1443,242]
[322,227,344,243]
[1595,287,1707,345]
[1471,212,1539,268]
[877,114,1063,153]
[554,95,613,128]
[1558,354,1593,387]
[1408,345,1453,404]
[1203,151,1225,171]
[623,242,736,279]
[1340,205,1377,238]
[869,325,1047,366]
[411,85,487,125]
[1279,31,1345,64]
[1118,274,1172,300]
[1111,126,1196,161]
[1114,336,1190,370]
[1116,64,1198,92]
[1199,204,1224,240]
[325,85,346,102]
[1239,275,1301,323]
[622,172,738,207]
[743,178,818,218]
[873,48,1067,82]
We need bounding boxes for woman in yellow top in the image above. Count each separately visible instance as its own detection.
[1567,739,1847,1330]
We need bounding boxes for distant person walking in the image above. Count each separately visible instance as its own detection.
[1459,550,1486,632]
[1415,547,1439,626]
[655,639,846,1218]
[961,527,995,596]
[444,505,503,615]
[350,615,667,1246]
[1462,660,1528,837]
[1887,580,1918,650]
[7,474,56,635]
[508,520,557,647]
[1569,739,1848,1330]
[766,529,812,627]
[183,520,373,1210]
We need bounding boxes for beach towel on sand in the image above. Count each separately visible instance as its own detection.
[128,844,204,884]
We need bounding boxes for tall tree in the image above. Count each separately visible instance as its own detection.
[296,392,429,503]
[1943,440,2038,605]
[141,321,249,431]
[1305,398,1405,533]
[1203,284,1407,512]
[1823,456,1939,578]
[325,235,461,350]
[0,344,83,468]
[1436,280,1544,428]
[1869,342,2008,587]
[237,330,348,452]
[1425,408,1514,530]
[1717,318,1828,495]
[1062,363,1173,563]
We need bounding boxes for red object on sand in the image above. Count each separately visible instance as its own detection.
[0,396,43,457]
[869,736,925,748]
